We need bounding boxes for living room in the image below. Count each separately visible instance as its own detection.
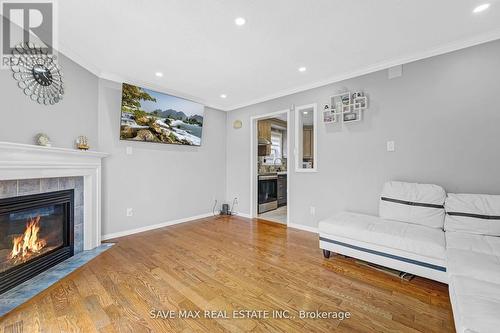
[1,1,499,332]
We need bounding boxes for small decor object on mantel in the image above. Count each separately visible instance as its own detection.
[35,133,51,147]
[76,136,90,150]
[10,43,64,105]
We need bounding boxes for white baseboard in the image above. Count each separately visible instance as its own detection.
[234,212,252,219]
[101,212,214,240]
[287,223,318,234]
[101,213,318,240]
[235,214,318,234]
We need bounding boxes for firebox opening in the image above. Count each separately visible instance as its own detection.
[0,190,74,294]
[1,205,65,273]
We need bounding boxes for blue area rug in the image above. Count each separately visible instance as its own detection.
[0,243,114,317]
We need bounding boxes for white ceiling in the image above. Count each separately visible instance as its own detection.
[57,0,500,111]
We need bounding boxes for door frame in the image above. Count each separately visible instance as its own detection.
[249,109,291,225]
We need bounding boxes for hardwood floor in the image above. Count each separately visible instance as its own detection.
[0,216,455,332]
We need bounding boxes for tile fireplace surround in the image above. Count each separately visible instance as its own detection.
[0,141,108,251]
[0,176,85,254]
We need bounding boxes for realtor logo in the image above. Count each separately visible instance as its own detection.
[1,0,56,67]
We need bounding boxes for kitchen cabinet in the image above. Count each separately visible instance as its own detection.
[258,145,271,156]
[258,120,272,144]
[258,120,272,156]
[277,174,287,207]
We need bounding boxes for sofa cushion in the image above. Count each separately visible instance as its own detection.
[319,212,446,260]
[449,275,500,333]
[446,232,500,284]
[446,231,500,255]
[379,181,446,229]
[444,193,500,236]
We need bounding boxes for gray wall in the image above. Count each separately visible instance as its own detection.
[98,79,227,237]
[0,54,99,149]
[0,53,227,238]
[2,36,499,235]
[226,40,500,229]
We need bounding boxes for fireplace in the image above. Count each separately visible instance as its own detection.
[0,190,74,294]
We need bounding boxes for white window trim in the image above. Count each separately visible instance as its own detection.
[295,103,318,173]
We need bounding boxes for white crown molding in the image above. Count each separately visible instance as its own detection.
[58,44,227,111]
[101,212,214,240]
[98,71,225,111]
[58,30,500,112]
[224,30,500,111]
[58,42,103,78]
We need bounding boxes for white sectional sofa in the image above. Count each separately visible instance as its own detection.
[320,181,449,283]
[319,181,500,333]
[319,211,448,282]
[444,193,500,333]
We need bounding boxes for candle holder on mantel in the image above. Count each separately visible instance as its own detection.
[76,136,90,150]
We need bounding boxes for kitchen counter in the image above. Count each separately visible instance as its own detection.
[258,171,287,176]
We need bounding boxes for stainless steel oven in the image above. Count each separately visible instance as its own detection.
[258,174,278,214]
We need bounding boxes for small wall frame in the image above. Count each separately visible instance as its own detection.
[324,91,369,124]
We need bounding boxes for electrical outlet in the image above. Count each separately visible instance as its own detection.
[387,141,395,152]
[310,206,316,216]
[126,208,133,217]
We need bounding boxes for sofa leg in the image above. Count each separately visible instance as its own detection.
[322,249,331,258]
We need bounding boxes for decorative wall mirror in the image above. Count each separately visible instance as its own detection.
[295,103,317,172]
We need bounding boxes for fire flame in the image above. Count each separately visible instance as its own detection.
[10,216,47,261]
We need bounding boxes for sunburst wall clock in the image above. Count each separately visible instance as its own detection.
[10,42,64,105]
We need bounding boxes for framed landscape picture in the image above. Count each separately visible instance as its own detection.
[120,83,204,146]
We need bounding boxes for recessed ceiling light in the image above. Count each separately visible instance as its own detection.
[220,94,227,99]
[298,66,307,72]
[303,111,308,115]
[234,17,246,26]
[473,3,490,13]
[155,72,163,77]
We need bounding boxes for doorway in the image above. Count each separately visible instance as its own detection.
[250,109,290,225]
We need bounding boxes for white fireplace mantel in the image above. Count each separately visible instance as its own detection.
[0,141,109,250]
